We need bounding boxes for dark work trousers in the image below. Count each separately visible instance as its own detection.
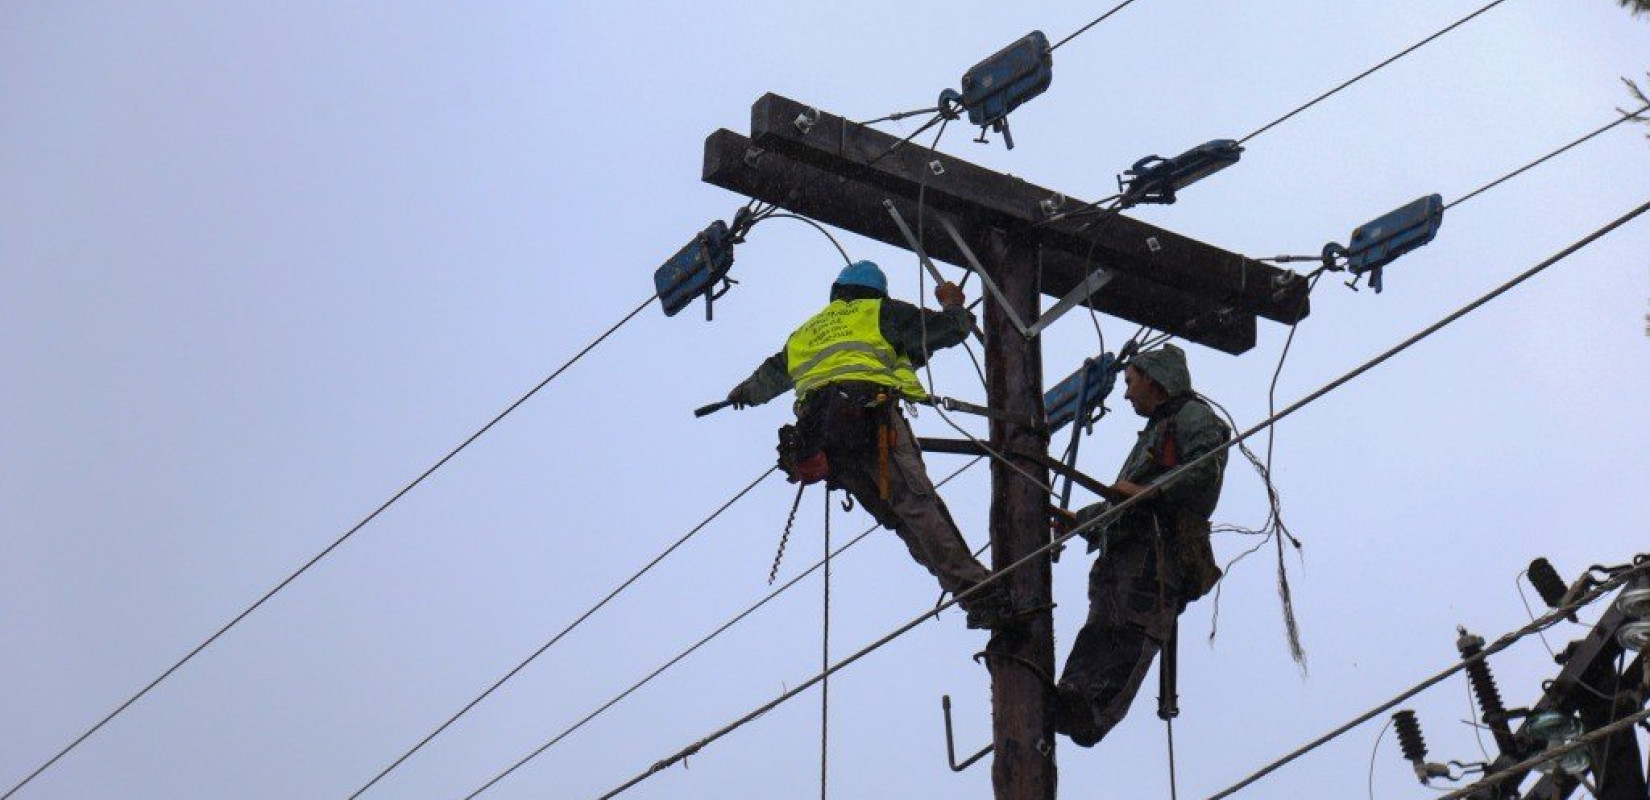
[1059,529,1183,742]
[824,408,993,606]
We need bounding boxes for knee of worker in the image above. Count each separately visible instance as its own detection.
[1063,621,1150,686]
[889,525,942,575]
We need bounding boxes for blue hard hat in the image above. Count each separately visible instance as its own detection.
[834,260,887,293]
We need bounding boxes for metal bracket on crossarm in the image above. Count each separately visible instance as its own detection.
[882,201,1114,340]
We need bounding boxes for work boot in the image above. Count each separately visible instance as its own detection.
[1053,682,1103,747]
[961,583,1014,630]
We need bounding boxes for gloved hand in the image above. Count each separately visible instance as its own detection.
[935,281,965,309]
[727,383,757,409]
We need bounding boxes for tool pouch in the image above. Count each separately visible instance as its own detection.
[776,424,829,485]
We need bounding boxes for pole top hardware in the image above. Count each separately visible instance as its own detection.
[654,209,750,321]
[1045,353,1118,435]
[1118,139,1244,208]
[1322,194,1444,293]
[937,31,1052,150]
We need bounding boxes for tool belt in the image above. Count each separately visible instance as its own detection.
[776,381,894,488]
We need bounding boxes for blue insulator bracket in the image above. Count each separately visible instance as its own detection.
[1118,140,1244,208]
[937,31,1053,150]
[654,219,737,320]
[1323,194,1444,293]
[1045,353,1118,434]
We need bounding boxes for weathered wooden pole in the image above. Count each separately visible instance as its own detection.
[982,230,1056,800]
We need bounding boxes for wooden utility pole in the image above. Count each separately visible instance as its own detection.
[702,93,1306,800]
[981,229,1057,798]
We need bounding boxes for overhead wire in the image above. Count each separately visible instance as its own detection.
[589,199,1650,800]
[1049,0,1146,52]
[1201,558,1650,800]
[1366,716,1396,800]
[1238,0,1515,145]
[0,292,656,800]
[759,214,856,266]
[460,458,985,799]
[346,465,778,798]
[1445,101,1650,211]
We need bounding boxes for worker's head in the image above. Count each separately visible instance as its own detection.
[831,260,888,301]
[1122,344,1192,417]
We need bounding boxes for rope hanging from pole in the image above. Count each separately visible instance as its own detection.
[820,489,831,800]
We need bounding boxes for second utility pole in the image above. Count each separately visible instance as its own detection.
[982,230,1056,800]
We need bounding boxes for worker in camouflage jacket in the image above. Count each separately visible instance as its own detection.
[726,261,1013,629]
[1053,343,1227,747]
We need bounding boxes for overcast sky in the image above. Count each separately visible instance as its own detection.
[4,2,1649,799]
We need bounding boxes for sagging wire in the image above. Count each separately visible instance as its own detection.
[1513,570,1558,658]
[348,465,778,799]
[1366,715,1396,800]
[2,291,661,800]
[758,214,855,266]
[590,199,1650,800]
[459,458,985,799]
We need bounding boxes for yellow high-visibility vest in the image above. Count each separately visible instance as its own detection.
[785,299,927,401]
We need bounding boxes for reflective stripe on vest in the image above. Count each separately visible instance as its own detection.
[785,299,927,400]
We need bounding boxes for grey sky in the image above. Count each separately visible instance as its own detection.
[4,2,1648,799]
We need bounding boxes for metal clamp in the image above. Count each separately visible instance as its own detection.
[794,107,821,135]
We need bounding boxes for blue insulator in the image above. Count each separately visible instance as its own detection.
[937,31,1053,149]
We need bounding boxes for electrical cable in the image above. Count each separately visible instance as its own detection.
[460,459,984,799]
[819,489,831,800]
[346,465,777,798]
[1201,560,1650,800]
[1049,0,1146,52]
[1514,570,1558,658]
[756,214,855,266]
[1367,715,1396,800]
[1446,102,1650,211]
[0,293,656,800]
[1238,0,1515,144]
[590,199,1650,800]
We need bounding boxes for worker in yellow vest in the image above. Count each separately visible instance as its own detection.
[726,261,1013,629]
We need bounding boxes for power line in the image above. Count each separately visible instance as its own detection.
[346,465,778,798]
[1239,0,1514,144]
[1202,559,1650,800]
[1,294,655,800]
[587,196,1650,800]
[1446,101,1650,211]
[1049,0,1145,52]
[460,459,985,799]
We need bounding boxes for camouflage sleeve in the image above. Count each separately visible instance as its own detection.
[880,298,975,367]
[1155,404,1229,519]
[735,351,793,405]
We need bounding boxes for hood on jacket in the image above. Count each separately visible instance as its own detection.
[1130,343,1193,397]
